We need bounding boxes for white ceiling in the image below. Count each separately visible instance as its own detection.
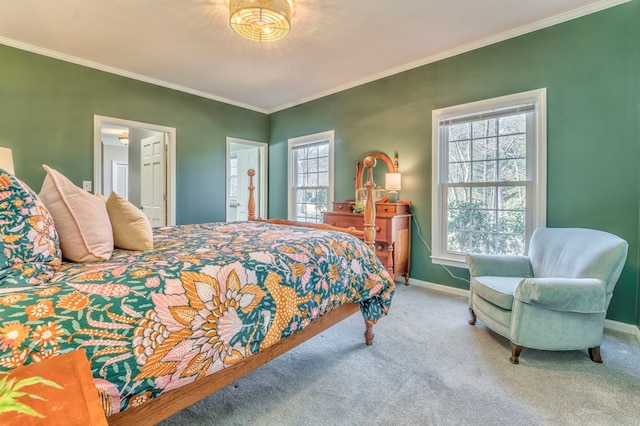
[0,0,627,113]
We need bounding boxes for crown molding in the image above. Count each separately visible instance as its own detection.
[268,0,631,113]
[0,36,268,114]
[0,0,630,114]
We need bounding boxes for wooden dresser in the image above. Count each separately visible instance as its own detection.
[323,201,411,284]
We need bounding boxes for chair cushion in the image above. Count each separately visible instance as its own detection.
[471,276,522,310]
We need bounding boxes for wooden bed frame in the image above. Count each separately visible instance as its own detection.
[246,156,378,250]
[107,157,380,425]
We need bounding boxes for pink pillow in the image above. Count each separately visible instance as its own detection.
[39,165,113,263]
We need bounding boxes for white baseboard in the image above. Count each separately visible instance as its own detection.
[604,319,640,342]
[405,277,640,342]
[406,277,470,298]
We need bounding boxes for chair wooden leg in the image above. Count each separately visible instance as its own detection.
[589,346,603,363]
[510,343,523,364]
[468,307,477,325]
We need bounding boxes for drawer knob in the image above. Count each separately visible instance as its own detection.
[377,245,384,251]
[375,226,381,232]
[331,222,336,226]
[384,207,389,212]
[338,205,343,209]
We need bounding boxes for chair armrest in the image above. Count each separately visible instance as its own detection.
[514,278,606,313]
[465,253,532,278]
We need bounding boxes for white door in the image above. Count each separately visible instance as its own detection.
[226,138,267,222]
[236,147,259,221]
[141,134,166,227]
[112,161,128,199]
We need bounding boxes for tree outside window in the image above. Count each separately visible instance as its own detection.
[288,131,334,223]
[432,89,546,267]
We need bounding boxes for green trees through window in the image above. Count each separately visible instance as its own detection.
[431,89,546,266]
[446,114,527,255]
[288,131,334,224]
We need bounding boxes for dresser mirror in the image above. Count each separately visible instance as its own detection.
[355,152,396,203]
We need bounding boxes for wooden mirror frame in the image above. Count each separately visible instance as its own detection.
[355,152,396,203]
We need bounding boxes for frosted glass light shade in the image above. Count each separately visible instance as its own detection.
[230,0,291,43]
[385,173,401,191]
[0,147,15,174]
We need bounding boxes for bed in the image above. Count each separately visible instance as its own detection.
[0,157,394,424]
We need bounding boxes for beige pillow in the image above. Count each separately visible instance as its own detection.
[106,192,153,251]
[39,165,113,263]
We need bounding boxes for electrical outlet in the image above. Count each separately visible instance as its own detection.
[82,181,92,192]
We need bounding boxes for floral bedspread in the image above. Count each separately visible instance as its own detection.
[0,221,395,415]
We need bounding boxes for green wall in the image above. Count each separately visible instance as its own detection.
[0,44,269,225]
[1,2,638,326]
[269,2,640,325]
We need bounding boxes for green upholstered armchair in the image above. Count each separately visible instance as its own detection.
[466,228,628,364]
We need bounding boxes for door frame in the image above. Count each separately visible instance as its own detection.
[93,115,177,225]
[225,137,268,221]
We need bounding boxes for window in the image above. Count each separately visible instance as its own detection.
[432,89,546,267]
[288,131,334,223]
[228,156,238,198]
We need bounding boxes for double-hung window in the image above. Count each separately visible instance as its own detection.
[228,156,238,198]
[288,131,334,223]
[431,89,546,267]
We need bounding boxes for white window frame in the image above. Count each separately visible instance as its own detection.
[228,155,238,199]
[431,89,547,268]
[287,131,335,223]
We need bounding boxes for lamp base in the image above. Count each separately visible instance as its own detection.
[388,191,399,203]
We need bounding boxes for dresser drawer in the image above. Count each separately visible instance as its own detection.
[376,203,411,215]
[323,212,390,242]
[323,212,362,230]
[332,202,353,212]
[374,242,391,270]
[373,218,390,241]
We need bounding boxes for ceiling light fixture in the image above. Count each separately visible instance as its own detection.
[119,132,129,146]
[229,0,291,43]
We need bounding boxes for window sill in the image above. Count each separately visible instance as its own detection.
[430,255,469,269]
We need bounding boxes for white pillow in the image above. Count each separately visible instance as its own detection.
[106,192,153,251]
[39,165,113,263]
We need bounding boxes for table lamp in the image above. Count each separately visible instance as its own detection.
[385,172,401,203]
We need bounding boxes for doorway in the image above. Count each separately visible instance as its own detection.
[93,115,176,226]
[226,138,267,221]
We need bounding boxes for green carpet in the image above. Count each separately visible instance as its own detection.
[160,284,640,425]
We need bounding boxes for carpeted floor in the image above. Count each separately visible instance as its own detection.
[160,284,640,426]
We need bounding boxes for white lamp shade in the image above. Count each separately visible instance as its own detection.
[0,147,15,175]
[385,173,401,191]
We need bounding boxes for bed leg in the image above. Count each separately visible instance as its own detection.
[364,322,375,346]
